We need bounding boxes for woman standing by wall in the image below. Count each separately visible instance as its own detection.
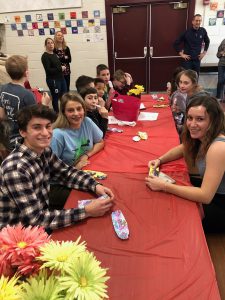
[54,31,71,92]
[216,39,225,101]
[41,37,67,113]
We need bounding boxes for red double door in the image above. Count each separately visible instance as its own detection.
[108,3,189,92]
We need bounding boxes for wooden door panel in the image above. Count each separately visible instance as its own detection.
[111,2,188,92]
[114,59,147,89]
[150,4,188,56]
[150,3,188,90]
[113,5,148,89]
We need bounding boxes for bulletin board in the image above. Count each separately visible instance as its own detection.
[0,0,82,13]
[202,0,225,65]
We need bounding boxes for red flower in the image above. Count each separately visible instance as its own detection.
[0,223,49,277]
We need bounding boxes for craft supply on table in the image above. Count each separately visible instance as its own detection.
[107,127,123,133]
[83,170,107,180]
[138,131,148,140]
[140,103,146,110]
[148,166,176,183]
[153,104,169,108]
[158,171,176,183]
[152,94,158,99]
[78,194,109,209]
[117,120,136,127]
[111,210,129,240]
[132,131,148,142]
[157,96,165,101]
[149,165,159,176]
[132,136,141,142]
[78,199,92,208]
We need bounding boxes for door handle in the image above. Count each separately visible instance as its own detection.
[144,46,147,58]
[150,46,153,58]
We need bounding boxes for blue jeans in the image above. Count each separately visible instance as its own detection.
[46,78,67,112]
[182,59,201,76]
[216,66,225,100]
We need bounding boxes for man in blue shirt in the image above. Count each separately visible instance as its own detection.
[174,14,210,75]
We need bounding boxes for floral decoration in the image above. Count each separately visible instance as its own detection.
[0,224,110,300]
[127,85,144,96]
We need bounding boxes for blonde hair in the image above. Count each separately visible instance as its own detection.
[54,31,67,50]
[53,92,86,129]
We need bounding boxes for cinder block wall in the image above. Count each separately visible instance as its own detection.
[0,0,108,90]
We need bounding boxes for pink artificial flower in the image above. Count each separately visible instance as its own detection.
[0,252,14,277]
[0,223,50,277]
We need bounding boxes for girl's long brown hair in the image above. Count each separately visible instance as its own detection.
[182,96,225,165]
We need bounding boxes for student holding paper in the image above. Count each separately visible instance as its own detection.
[146,95,225,232]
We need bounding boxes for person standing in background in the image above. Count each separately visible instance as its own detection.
[216,39,225,101]
[0,55,50,149]
[54,31,71,92]
[174,14,210,76]
[41,38,67,113]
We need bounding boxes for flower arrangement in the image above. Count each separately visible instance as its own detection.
[0,224,109,300]
[127,85,144,97]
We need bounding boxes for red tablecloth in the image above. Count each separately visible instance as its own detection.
[52,94,220,300]
[86,94,186,174]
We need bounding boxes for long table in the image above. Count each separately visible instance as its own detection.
[52,94,220,299]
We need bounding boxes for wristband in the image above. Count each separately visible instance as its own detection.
[158,158,162,165]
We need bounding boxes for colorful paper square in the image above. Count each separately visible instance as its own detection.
[209,18,217,26]
[54,21,61,28]
[70,12,77,19]
[39,28,45,35]
[77,19,83,27]
[94,25,101,33]
[217,10,224,18]
[82,11,88,18]
[11,24,17,31]
[32,22,38,29]
[94,10,100,18]
[65,20,72,27]
[43,21,49,28]
[100,18,106,26]
[28,29,34,36]
[21,23,27,30]
[59,13,65,20]
[88,19,95,27]
[36,14,43,21]
[71,27,78,34]
[210,2,218,10]
[61,27,67,34]
[50,28,55,35]
[14,16,21,23]
[47,13,54,21]
[17,30,23,36]
[83,27,90,33]
[25,15,32,22]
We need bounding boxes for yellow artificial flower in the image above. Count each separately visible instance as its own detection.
[38,237,86,273]
[127,85,144,96]
[0,275,21,300]
[18,269,63,300]
[58,251,110,300]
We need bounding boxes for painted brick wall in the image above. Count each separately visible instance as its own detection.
[0,0,108,90]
